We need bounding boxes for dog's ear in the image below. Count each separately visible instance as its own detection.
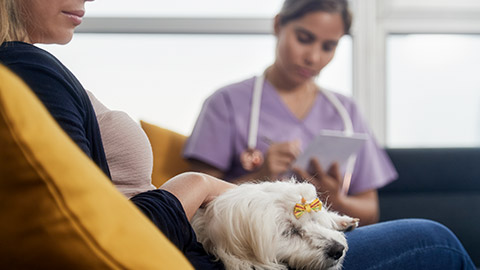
[233,196,280,263]
[208,193,281,268]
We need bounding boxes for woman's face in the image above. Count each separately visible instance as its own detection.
[22,0,93,44]
[273,11,345,86]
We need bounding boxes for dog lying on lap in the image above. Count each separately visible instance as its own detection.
[192,180,359,270]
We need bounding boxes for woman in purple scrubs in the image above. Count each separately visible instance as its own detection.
[184,0,396,226]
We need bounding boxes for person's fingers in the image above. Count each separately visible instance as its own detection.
[265,141,304,176]
[309,157,325,177]
[290,139,302,157]
[292,167,324,191]
[265,158,292,177]
[328,162,341,181]
[268,151,296,167]
[271,141,301,159]
[292,167,311,180]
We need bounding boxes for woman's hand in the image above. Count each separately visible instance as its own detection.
[293,158,343,201]
[258,140,301,179]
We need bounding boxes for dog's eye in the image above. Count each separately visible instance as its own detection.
[283,225,305,238]
[291,227,302,236]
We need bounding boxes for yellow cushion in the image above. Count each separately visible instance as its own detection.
[140,121,190,187]
[0,65,193,269]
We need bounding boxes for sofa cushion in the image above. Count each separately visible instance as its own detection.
[0,64,192,269]
[140,120,190,187]
[382,148,480,193]
[380,147,480,267]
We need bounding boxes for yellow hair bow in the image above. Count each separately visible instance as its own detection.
[294,198,322,219]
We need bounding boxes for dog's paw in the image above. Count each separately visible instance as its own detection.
[341,217,359,232]
[334,216,359,232]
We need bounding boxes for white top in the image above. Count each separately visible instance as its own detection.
[87,91,156,198]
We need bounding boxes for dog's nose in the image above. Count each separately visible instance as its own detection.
[326,241,345,260]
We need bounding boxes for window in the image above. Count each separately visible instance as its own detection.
[38,0,353,135]
[386,34,480,147]
[350,0,480,147]
[86,0,283,18]
[39,0,480,146]
[40,35,352,135]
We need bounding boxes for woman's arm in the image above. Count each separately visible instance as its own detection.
[159,172,236,220]
[9,64,92,156]
[189,140,301,184]
[189,159,271,185]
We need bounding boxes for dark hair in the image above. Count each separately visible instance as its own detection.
[278,0,352,34]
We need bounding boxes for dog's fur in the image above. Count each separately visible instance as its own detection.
[192,180,359,270]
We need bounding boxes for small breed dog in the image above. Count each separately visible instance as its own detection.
[192,180,359,270]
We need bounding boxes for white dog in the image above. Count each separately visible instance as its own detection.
[192,180,359,270]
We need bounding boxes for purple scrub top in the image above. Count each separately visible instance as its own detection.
[183,77,397,195]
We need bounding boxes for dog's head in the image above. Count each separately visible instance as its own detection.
[193,180,350,270]
[263,181,348,270]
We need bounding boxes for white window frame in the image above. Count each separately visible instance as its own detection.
[77,17,273,35]
[352,0,480,145]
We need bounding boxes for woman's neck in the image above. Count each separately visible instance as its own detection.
[265,65,318,120]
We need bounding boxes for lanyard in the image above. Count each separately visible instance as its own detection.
[248,74,357,194]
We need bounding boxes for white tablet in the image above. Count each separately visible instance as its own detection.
[293,130,368,174]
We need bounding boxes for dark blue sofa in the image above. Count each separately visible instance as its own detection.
[379,148,480,266]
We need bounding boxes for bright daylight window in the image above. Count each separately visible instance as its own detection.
[31,1,480,145]
[85,0,283,18]
[40,34,352,135]
[386,34,480,147]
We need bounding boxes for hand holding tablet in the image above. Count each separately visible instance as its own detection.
[293,130,368,175]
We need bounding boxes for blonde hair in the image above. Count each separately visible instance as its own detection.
[0,0,28,44]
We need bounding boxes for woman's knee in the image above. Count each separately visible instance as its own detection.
[389,218,462,247]
[343,219,474,270]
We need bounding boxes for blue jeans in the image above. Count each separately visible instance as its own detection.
[343,219,476,270]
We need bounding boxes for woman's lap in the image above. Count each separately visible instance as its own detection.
[130,191,474,270]
[343,219,476,270]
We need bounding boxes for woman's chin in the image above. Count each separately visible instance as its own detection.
[55,31,75,45]
[32,31,74,45]
[56,37,74,45]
